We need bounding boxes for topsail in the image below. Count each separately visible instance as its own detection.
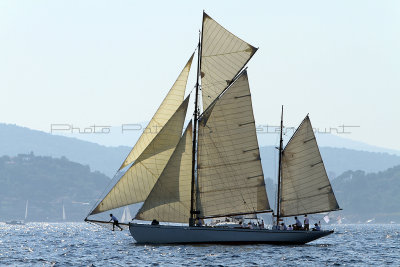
[201,12,257,110]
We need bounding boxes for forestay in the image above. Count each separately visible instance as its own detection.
[119,54,194,170]
[201,12,257,110]
[90,98,190,215]
[280,116,340,217]
[136,122,193,223]
[197,70,270,218]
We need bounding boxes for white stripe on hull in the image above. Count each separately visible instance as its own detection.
[129,223,333,244]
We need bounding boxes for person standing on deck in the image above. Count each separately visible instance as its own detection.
[294,216,302,230]
[109,214,123,231]
[304,214,310,231]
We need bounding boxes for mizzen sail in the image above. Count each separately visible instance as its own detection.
[280,116,340,217]
[201,12,257,110]
[119,54,194,170]
[136,122,193,223]
[197,70,270,218]
[90,97,190,215]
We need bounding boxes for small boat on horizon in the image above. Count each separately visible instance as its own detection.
[5,220,25,225]
[6,200,29,225]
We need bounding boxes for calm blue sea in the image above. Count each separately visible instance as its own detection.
[0,223,399,266]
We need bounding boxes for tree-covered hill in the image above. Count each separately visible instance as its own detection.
[332,165,400,223]
[0,123,130,177]
[0,153,110,222]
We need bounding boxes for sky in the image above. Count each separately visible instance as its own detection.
[1,0,399,150]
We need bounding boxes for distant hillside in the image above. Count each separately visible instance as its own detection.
[332,166,400,222]
[0,123,130,177]
[2,123,400,180]
[0,153,110,222]
[259,146,400,181]
[52,123,400,156]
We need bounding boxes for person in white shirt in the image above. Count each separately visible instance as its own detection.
[304,214,310,231]
[280,223,287,230]
[287,225,293,230]
[109,214,123,231]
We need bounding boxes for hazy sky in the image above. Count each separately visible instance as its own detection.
[1,1,399,150]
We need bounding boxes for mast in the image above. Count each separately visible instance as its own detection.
[190,28,202,226]
[276,105,284,226]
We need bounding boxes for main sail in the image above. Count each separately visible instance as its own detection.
[90,97,190,215]
[119,54,194,170]
[280,116,340,217]
[197,70,270,218]
[201,12,257,110]
[136,122,193,223]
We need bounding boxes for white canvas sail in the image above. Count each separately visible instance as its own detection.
[62,205,66,221]
[121,208,126,223]
[197,71,270,218]
[90,98,190,215]
[25,200,28,220]
[280,116,340,217]
[136,122,193,223]
[121,207,132,223]
[201,12,257,110]
[120,54,194,170]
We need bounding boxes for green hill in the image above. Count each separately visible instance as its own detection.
[332,165,400,222]
[0,153,110,222]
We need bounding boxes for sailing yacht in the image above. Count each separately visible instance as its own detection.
[85,12,340,244]
[121,206,132,223]
[6,200,28,225]
[62,204,66,221]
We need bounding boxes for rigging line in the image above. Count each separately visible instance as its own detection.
[118,48,197,171]
[86,169,123,218]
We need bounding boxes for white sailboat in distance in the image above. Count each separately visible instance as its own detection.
[121,206,132,223]
[85,11,340,244]
[25,200,28,221]
[62,204,66,221]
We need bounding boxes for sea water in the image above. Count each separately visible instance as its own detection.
[0,223,399,266]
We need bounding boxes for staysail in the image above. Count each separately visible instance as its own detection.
[90,97,190,215]
[280,116,340,217]
[197,70,270,218]
[119,54,194,170]
[201,12,257,110]
[136,122,193,223]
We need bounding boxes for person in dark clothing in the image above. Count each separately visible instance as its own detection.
[109,214,123,231]
[293,216,302,230]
